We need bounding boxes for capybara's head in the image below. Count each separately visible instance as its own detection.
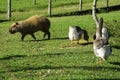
[9,22,20,34]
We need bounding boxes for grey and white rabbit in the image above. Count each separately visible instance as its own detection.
[68,26,89,44]
[93,17,112,62]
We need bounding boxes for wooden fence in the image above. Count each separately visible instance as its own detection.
[3,0,109,20]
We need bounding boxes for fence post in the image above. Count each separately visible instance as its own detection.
[7,0,11,20]
[33,0,36,5]
[79,0,82,11]
[48,0,52,17]
[105,0,109,12]
[92,0,99,28]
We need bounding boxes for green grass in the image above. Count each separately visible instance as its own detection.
[0,0,120,79]
[0,10,120,79]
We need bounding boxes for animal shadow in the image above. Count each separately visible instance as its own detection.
[51,37,68,40]
[0,55,27,60]
[112,45,120,49]
[0,20,9,22]
[23,37,68,42]
[23,39,47,42]
[80,41,93,45]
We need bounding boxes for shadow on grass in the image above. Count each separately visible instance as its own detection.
[22,39,48,42]
[51,5,120,17]
[93,78,120,80]
[51,37,68,40]
[44,52,64,57]
[0,20,9,23]
[109,62,120,66]
[112,45,120,49]
[0,55,27,60]
[0,65,120,73]
[23,37,68,42]
[80,41,93,45]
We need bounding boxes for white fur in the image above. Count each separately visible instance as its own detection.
[102,27,109,40]
[68,26,82,41]
[94,44,112,61]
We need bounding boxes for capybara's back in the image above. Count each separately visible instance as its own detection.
[26,16,50,32]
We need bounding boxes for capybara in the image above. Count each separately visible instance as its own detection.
[9,15,51,41]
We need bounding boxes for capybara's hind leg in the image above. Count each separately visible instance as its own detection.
[30,33,36,40]
[43,31,50,40]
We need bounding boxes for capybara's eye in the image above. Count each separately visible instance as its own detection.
[16,22,19,25]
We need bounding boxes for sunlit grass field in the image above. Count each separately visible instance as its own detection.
[0,10,120,79]
[0,0,120,80]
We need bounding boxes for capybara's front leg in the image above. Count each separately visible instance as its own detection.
[30,33,36,40]
[21,34,26,41]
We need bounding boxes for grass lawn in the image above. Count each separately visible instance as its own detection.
[0,10,120,79]
[0,0,120,80]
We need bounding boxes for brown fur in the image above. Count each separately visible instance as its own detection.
[9,15,51,41]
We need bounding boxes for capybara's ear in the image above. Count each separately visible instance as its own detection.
[16,22,19,25]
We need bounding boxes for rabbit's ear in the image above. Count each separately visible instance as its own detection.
[99,17,103,28]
